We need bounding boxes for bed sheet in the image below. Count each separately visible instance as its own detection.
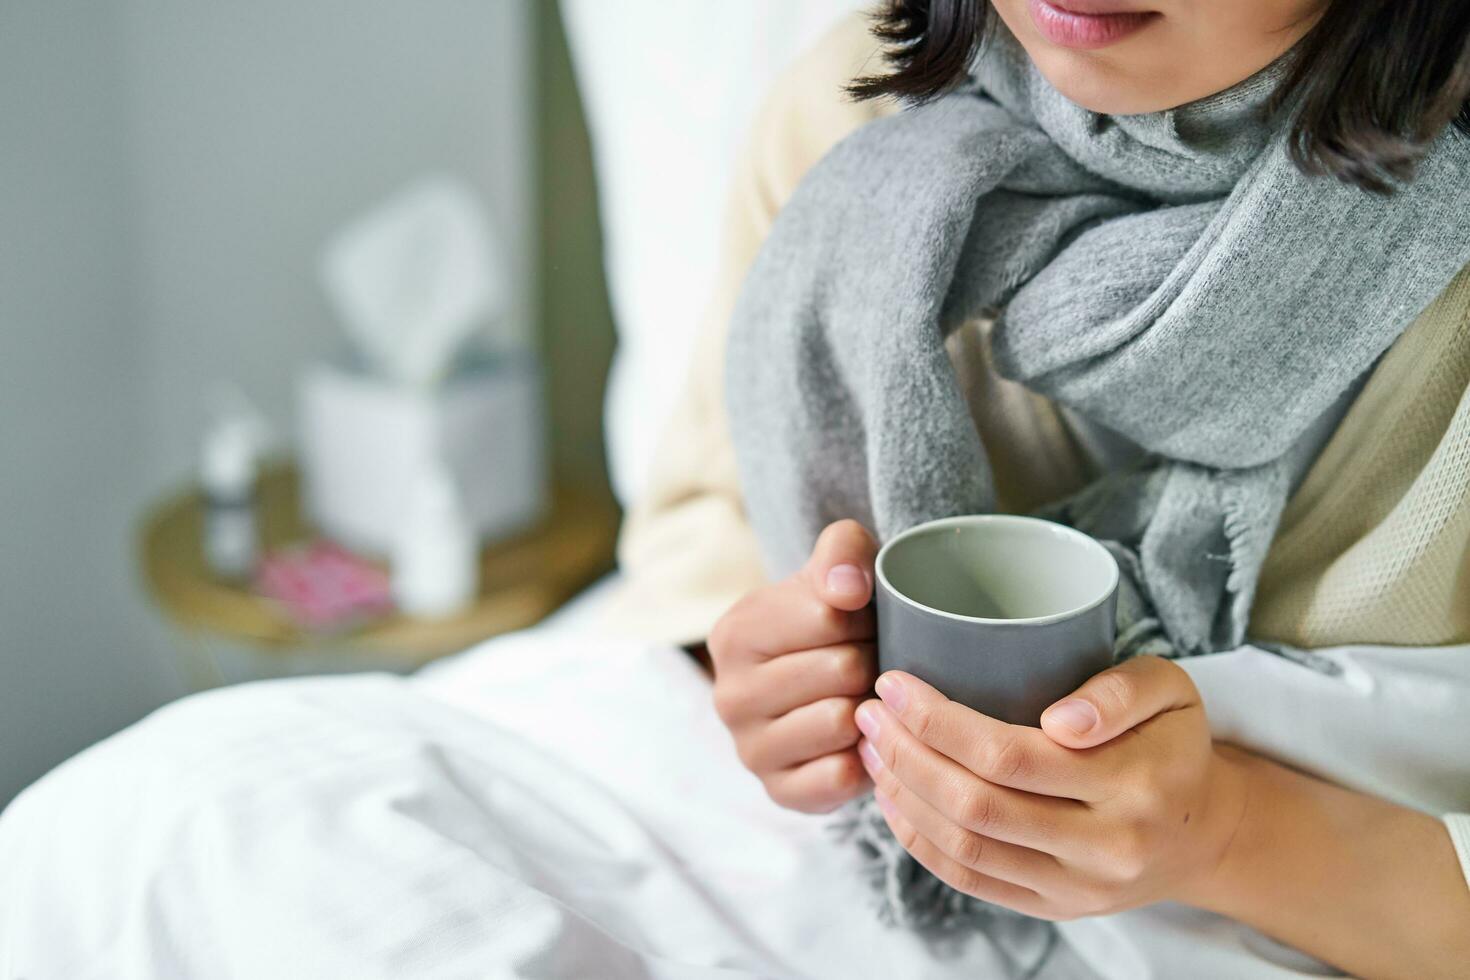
[4,601,1465,979]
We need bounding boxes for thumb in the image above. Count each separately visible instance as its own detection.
[1039,655,1200,749]
[803,519,879,612]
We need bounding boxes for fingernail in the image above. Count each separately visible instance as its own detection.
[1046,699,1098,735]
[874,787,897,817]
[854,703,880,740]
[859,739,884,774]
[826,563,868,597]
[875,673,908,713]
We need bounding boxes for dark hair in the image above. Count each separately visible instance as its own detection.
[850,0,1470,194]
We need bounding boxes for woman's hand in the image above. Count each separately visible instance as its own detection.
[855,656,1250,919]
[709,520,881,813]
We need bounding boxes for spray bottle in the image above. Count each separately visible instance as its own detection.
[200,387,266,581]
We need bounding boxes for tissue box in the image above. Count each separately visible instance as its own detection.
[298,354,547,556]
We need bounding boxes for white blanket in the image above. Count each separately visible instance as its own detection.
[2,624,1467,979]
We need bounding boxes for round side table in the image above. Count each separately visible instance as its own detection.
[138,461,620,687]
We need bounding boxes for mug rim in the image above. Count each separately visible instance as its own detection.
[875,514,1120,627]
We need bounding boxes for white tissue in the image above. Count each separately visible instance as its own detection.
[321,175,506,386]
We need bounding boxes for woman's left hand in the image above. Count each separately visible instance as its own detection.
[854,655,1250,920]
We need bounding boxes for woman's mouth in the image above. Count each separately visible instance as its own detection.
[1026,0,1160,50]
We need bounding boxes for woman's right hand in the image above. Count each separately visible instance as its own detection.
[708,520,881,813]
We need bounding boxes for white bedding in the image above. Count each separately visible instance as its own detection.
[3,615,1467,979]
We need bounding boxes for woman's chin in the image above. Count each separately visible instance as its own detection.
[1034,53,1170,113]
[1021,45,1187,115]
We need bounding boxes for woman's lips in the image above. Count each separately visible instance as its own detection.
[1026,0,1159,49]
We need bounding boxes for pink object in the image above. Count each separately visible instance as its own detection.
[255,542,395,631]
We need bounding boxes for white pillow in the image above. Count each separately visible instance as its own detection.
[559,0,868,509]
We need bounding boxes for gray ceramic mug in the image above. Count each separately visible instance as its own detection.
[874,515,1119,727]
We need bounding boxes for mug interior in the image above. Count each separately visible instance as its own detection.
[877,516,1117,622]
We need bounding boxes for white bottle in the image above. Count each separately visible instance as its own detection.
[201,416,260,581]
[392,462,479,618]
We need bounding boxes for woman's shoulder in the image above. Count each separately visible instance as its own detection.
[743,12,897,213]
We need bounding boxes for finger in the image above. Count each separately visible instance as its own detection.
[802,519,879,612]
[741,697,865,772]
[857,698,1088,854]
[858,738,1063,893]
[739,644,876,719]
[872,671,1106,800]
[710,582,874,665]
[763,751,870,815]
[871,790,1050,918]
[1039,656,1200,749]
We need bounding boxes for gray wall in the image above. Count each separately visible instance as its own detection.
[0,3,175,806]
[0,1,538,807]
[123,0,535,484]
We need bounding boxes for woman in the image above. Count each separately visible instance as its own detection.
[3,2,1468,978]
[630,0,1470,975]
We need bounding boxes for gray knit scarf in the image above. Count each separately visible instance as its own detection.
[724,26,1470,963]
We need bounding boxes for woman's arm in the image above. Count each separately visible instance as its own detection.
[598,13,892,645]
[1189,749,1470,980]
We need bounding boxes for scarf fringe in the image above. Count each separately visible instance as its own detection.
[830,798,1061,976]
